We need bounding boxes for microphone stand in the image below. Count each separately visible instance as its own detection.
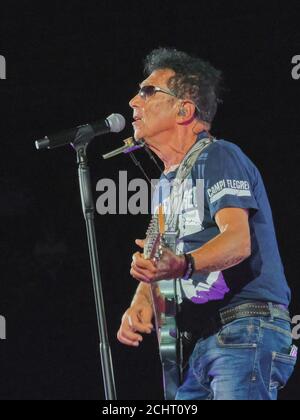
[72,129,117,400]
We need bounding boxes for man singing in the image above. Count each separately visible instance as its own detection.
[117,48,296,400]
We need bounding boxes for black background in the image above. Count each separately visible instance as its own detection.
[0,0,299,400]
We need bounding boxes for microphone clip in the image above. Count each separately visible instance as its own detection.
[102,137,144,160]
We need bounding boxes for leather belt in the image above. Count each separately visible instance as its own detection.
[183,301,291,342]
[219,302,291,325]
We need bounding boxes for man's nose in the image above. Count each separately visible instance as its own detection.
[129,93,140,109]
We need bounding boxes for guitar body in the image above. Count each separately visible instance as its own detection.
[144,215,182,400]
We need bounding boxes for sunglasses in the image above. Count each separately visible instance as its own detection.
[138,85,178,100]
[137,84,202,117]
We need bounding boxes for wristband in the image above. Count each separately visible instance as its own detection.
[182,253,195,280]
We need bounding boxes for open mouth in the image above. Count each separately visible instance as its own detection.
[133,116,143,126]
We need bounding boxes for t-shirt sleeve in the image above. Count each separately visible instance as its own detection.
[204,142,259,219]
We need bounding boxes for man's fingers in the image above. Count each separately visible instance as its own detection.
[117,330,141,347]
[132,253,157,272]
[128,309,153,332]
[129,317,153,334]
[131,262,155,278]
[130,267,152,283]
[117,305,154,347]
[125,313,152,334]
[135,239,145,249]
[119,321,143,342]
[121,332,142,345]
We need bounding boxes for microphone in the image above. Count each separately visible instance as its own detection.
[35,113,126,150]
[102,137,144,160]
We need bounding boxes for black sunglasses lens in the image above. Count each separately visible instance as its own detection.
[139,86,156,99]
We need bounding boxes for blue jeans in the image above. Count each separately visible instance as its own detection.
[176,316,297,400]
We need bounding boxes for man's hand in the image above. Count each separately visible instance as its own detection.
[117,301,154,347]
[130,239,186,283]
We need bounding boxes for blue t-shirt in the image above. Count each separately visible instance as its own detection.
[153,132,291,320]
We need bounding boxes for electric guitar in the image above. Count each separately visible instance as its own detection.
[144,206,183,400]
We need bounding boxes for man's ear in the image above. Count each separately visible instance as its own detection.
[176,101,197,123]
[178,107,187,117]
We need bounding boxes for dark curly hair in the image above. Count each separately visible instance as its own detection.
[144,48,223,124]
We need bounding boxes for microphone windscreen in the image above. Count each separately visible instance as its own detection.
[107,113,126,133]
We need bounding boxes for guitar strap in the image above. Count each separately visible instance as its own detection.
[165,134,217,233]
[162,134,217,384]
